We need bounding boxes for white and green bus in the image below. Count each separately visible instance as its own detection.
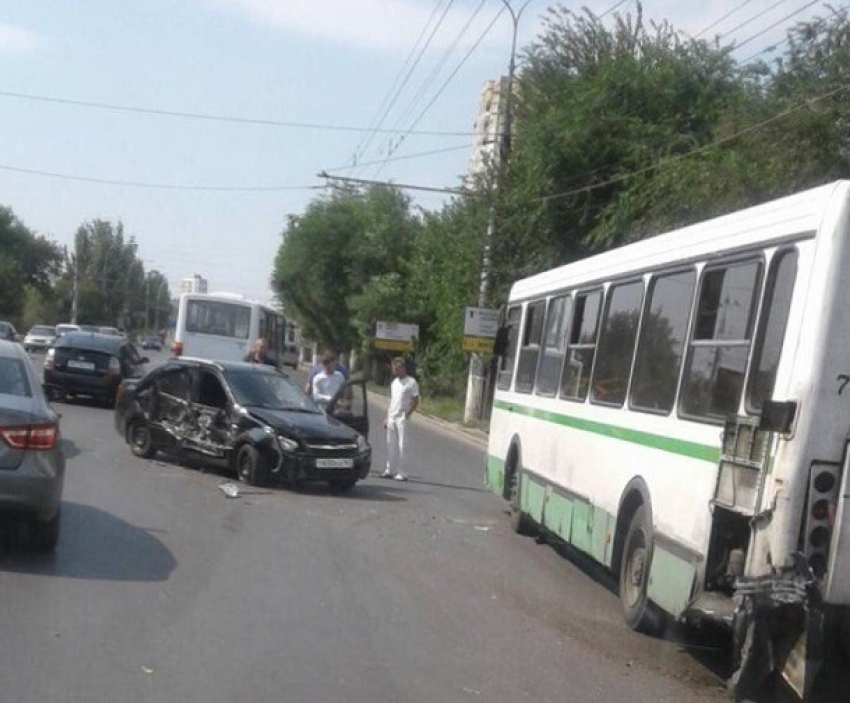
[486,180,850,700]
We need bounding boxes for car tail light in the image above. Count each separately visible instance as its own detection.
[44,348,55,371]
[0,424,58,450]
[108,356,121,377]
[805,463,841,577]
[171,341,183,356]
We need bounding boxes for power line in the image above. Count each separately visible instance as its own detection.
[735,0,823,51]
[599,0,631,20]
[373,4,507,177]
[347,0,457,174]
[0,88,476,137]
[372,0,489,169]
[739,2,843,63]
[0,162,322,192]
[718,0,795,40]
[322,143,470,172]
[695,0,759,38]
[317,170,482,198]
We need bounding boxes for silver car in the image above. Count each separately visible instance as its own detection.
[23,324,57,353]
[0,340,65,551]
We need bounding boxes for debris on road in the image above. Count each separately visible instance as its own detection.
[141,666,154,674]
[218,482,240,498]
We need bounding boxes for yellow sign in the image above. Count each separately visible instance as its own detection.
[374,339,414,352]
[462,336,495,354]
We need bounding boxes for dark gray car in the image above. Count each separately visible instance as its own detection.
[0,340,65,551]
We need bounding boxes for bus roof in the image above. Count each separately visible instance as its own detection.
[510,180,848,302]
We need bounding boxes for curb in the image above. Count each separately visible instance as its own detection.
[366,388,489,449]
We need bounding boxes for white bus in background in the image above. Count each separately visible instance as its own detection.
[487,181,850,701]
[172,292,285,364]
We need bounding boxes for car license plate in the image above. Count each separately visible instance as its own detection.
[67,360,96,371]
[315,457,354,469]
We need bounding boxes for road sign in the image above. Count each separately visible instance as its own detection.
[374,321,418,352]
[462,307,498,354]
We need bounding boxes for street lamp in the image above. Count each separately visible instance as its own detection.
[464,0,533,424]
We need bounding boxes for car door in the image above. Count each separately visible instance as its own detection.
[183,368,233,457]
[326,378,369,438]
[148,366,194,450]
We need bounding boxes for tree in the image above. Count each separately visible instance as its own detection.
[0,206,63,324]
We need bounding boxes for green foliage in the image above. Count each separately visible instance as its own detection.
[0,206,63,324]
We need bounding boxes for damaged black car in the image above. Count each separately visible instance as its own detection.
[113,358,371,492]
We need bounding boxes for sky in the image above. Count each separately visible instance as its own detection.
[0,0,832,305]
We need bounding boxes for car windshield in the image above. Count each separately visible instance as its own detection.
[28,326,55,336]
[225,369,322,413]
[0,358,32,397]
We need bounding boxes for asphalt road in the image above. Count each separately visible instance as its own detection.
[0,351,730,703]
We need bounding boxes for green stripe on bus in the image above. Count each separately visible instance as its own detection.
[492,399,720,463]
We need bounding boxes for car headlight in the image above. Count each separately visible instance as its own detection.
[356,433,369,452]
[278,435,298,452]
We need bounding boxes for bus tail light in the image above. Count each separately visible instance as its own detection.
[804,463,840,577]
[171,341,183,356]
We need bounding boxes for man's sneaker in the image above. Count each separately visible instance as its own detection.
[393,474,408,481]
[381,470,393,478]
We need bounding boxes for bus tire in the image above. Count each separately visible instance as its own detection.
[619,504,661,634]
[505,458,536,536]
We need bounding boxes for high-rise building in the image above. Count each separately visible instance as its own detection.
[180,274,208,295]
[467,77,511,181]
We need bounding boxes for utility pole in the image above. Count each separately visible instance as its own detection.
[71,237,79,324]
[464,0,531,424]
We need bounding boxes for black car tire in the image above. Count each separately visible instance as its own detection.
[328,477,358,493]
[130,422,157,459]
[237,444,270,487]
[30,508,61,553]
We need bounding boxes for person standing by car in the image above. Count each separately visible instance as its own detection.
[311,354,346,406]
[304,350,348,395]
[381,357,419,481]
[244,338,276,366]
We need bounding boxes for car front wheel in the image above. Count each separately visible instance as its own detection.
[237,444,270,487]
[130,422,157,459]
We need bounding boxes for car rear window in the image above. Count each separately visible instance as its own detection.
[0,358,32,397]
[30,326,55,335]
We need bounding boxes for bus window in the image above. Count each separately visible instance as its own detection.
[496,306,522,390]
[591,281,644,406]
[748,249,798,411]
[560,289,602,401]
[631,269,695,413]
[186,300,251,339]
[515,301,546,393]
[680,260,762,421]
[535,295,572,396]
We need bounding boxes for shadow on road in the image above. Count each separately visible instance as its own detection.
[0,501,176,582]
[61,438,81,459]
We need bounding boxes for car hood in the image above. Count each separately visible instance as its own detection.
[244,406,357,441]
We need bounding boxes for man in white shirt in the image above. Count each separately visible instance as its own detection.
[382,357,419,481]
[311,355,346,406]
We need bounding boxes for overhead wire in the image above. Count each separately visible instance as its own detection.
[734,0,824,51]
[0,162,322,192]
[695,0,760,38]
[717,0,796,40]
[0,88,476,137]
[599,0,632,20]
[322,143,471,172]
[344,0,451,174]
[739,2,843,63]
[346,0,457,174]
[372,3,508,177]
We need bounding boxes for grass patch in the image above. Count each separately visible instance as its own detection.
[368,381,486,428]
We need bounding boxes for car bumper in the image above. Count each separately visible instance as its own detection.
[44,369,118,400]
[276,450,372,483]
[0,450,65,520]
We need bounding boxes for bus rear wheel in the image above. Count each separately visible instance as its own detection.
[619,504,661,634]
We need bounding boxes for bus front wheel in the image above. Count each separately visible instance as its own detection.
[505,459,536,536]
[619,504,661,634]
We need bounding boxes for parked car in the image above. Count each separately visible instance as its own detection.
[54,323,80,339]
[98,326,123,337]
[141,334,162,351]
[0,320,18,342]
[43,332,149,407]
[23,325,57,353]
[0,339,65,551]
[114,358,371,491]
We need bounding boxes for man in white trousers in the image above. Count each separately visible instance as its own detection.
[382,357,419,481]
